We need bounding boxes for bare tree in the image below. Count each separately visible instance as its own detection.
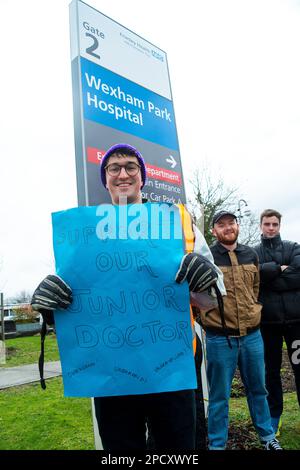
[188,167,260,246]
[13,304,38,323]
[6,290,32,304]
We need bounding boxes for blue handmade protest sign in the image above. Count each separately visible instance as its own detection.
[52,202,196,397]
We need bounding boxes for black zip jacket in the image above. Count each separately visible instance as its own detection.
[254,234,300,325]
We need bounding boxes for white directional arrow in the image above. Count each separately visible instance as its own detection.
[166,155,177,169]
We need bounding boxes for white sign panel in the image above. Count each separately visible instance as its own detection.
[70,1,171,99]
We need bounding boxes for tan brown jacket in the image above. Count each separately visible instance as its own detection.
[200,242,262,336]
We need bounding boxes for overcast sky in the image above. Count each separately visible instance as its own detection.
[0,0,300,298]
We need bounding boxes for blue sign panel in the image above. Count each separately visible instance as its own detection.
[81,58,179,150]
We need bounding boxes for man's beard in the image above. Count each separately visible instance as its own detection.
[217,230,239,245]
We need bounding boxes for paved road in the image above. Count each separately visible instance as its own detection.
[0,361,62,389]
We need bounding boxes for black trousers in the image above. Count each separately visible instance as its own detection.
[147,335,207,450]
[94,389,196,451]
[261,323,300,418]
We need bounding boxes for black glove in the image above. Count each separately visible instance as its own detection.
[31,275,73,312]
[175,253,218,292]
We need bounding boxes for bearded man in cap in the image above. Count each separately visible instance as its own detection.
[199,210,282,450]
[31,143,224,451]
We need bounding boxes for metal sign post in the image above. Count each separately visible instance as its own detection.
[0,293,5,365]
[195,322,209,417]
[0,293,4,341]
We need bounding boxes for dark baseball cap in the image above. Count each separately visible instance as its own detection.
[212,210,237,226]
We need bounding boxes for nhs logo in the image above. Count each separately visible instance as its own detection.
[152,50,164,62]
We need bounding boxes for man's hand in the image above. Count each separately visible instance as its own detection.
[175,253,218,292]
[31,275,73,312]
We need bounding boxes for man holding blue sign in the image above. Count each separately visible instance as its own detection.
[31,143,224,451]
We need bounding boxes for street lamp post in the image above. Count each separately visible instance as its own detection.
[237,199,251,223]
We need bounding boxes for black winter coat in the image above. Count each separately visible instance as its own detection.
[254,235,300,325]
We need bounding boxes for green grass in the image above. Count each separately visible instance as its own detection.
[0,334,60,368]
[229,392,300,449]
[0,377,94,450]
[1,335,299,450]
[2,379,298,451]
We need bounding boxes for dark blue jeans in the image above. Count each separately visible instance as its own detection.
[206,329,274,450]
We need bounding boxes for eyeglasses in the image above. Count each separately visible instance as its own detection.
[105,162,141,177]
